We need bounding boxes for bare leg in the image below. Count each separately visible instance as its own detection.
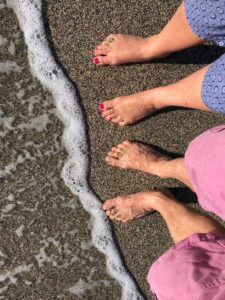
[157,193,225,243]
[100,65,211,126]
[103,190,225,243]
[93,2,203,65]
[106,140,193,191]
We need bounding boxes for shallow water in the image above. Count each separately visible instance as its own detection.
[0,4,123,299]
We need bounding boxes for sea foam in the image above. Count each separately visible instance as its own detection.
[6,0,144,299]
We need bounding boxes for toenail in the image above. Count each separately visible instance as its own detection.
[93,57,99,64]
[99,102,104,110]
[93,50,96,55]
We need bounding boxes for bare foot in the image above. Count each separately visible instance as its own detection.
[99,90,163,126]
[102,190,172,222]
[106,140,171,177]
[93,34,169,66]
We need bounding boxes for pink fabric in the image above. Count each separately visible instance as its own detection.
[185,125,225,220]
[147,233,225,300]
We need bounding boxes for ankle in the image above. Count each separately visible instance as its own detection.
[148,87,168,110]
[144,33,171,59]
[146,190,175,213]
[160,158,185,179]
[141,34,165,59]
[148,158,173,178]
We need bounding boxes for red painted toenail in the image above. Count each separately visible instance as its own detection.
[93,57,99,65]
[99,103,104,110]
[93,50,96,55]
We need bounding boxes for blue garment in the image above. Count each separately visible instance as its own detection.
[185,0,225,114]
[202,54,225,113]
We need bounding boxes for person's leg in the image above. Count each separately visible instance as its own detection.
[102,190,225,243]
[106,140,193,190]
[93,2,203,65]
[99,65,211,126]
[155,192,225,243]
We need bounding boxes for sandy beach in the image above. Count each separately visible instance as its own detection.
[1,0,225,299]
[46,0,225,297]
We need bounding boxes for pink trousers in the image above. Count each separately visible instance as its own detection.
[147,125,225,299]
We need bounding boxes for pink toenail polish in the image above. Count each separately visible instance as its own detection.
[99,103,104,110]
[93,50,96,55]
[93,57,99,65]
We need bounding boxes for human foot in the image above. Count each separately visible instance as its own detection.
[99,90,162,126]
[106,140,171,177]
[93,34,169,66]
[102,190,173,222]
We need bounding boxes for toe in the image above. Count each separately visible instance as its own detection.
[122,140,132,146]
[101,108,115,117]
[116,141,129,150]
[94,45,110,56]
[110,117,123,124]
[114,213,123,220]
[93,56,100,65]
[99,99,114,111]
[106,210,111,216]
[107,147,123,158]
[109,214,117,220]
[111,146,123,153]
[118,120,127,126]
[101,110,117,121]
[93,56,109,65]
[102,199,116,210]
[105,156,119,166]
[110,147,118,152]
[103,34,116,45]
[105,114,116,121]
[107,151,118,159]
[107,34,117,39]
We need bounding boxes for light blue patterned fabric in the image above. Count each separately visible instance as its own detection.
[185,0,225,114]
[185,0,225,47]
[202,53,225,113]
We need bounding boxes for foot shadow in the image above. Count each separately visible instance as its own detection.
[124,44,225,66]
[171,187,198,204]
[132,106,196,127]
[155,44,225,65]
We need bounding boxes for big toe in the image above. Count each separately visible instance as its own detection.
[99,99,114,111]
[102,199,116,210]
[105,155,120,166]
[108,146,123,158]
[93,55,109,65]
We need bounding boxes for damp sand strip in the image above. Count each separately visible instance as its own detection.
[6,0,144,299]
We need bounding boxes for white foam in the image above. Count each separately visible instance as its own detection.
[0,60,22,73]
[17,113,51,132]
[68,278,110,296]
[0,151,31,178]
[15,224,25,237]
[0,1,6,9]
[0,34,7,47]
[35,242,57,267]
[2,203,15,213]
[6,1,143,299]
[0,264,33,294]
[7,193,15,201]
[0,109,15,129]
[16,89,25,100]
[8,40,16,55]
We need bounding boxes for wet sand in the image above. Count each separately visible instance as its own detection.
[1,0,225,299]
[0,4,120,300]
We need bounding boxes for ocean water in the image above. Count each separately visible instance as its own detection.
[0,1,143,299]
